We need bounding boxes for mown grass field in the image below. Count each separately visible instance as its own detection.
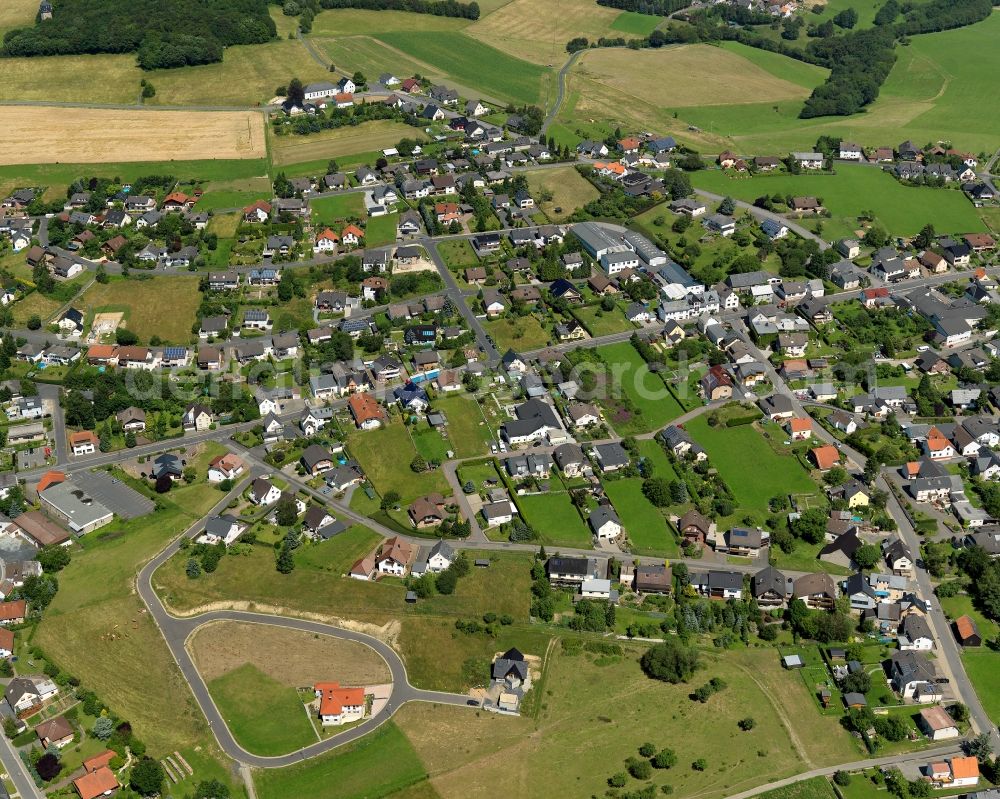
[595,341,686,435]
[319,35,432,87]
[603,478,678,556]
[76,276,202,344]
[0,0,36,35]
[365,213,399,247]
[572,304,633,336]
[610,10,663,35]
[756,778,838,799]
[467,0,621,65]
[375,31,551,106]
[148,40,330,107]
[428,394,495,458]
[255,722,431,799]
[482,314,550,351]
[311,193,366,226]
[208,663,317,756]
[575,43,820,110]
[691,163,986,239]
[0,158,268,191]
[348,420,451,503]
[516,492,591,547]
[271,121,424,168]
[524,165,600,222]
[685,416,819,514]
[961,650,1000,728]
[0,54,140,104]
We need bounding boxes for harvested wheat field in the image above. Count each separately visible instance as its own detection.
[188,620,392,688]
[5,106,266,165]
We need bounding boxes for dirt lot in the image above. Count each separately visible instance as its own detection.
[5,106,266,165]
[189,620,392,688]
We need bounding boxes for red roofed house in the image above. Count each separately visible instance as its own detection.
[73,765,118,799]
[435,202,460,223]
[334,92,354,108]
[718,151,738,169]
[861,287,891,308]
[348,392,384,430]
[810,445,840,471]
[400,78,421,93]
[313,682,366,726]
[924,427,956,460]
[207,453,245,483]
[69,430,99,457]
[377,536,415,576]
[0,600,26,625]
[700,365,733,401]
[243,200,271,223]
[82,750,116,773]
[342,224,364,247]
[953,614,981,646]
[965,232,996,252]
[314,228,340,253]
[619,137,640,154]
[0,628,14,658]
[36,470,66,494]
[162,192,194,211]
[787,417,812,441]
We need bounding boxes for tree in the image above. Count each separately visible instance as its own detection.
[833,7,858,28]
[93,716,115,740]
[193,780,231,799]
[410,455,427,473]
[738,717,755,731]
[275,495,298,526]
[130,757,165,796]
[154,474,172,493]
[36,545,71,572]
[718,196,736,215]
[966,732,993,762]
[286,77,305,105]
[834,771,852,787]
[642,477,671,507]
[640,639,699,684]
[380,490,401,511]
[854,543,880,570]
[692,758,707,771]
[26,314,41,330]
[276,547,295,574]
[185,558,201,579]
[36,752,60,781]
[652,748,677,769]
[948,702,969,724]
[824,466,849,486]
[638,742,657,757]
[436,567,458,595]
[790,507,828,544]
[628,758,652,780]
[608,773,628,788]
[913,223,936,249]
[124,431,137,448]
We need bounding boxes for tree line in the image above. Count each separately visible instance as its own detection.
[2,0,276,68]
[318,0,480,19]
[595,0,690,16]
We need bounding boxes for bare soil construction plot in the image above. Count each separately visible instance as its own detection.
[5,107,266,165]
[189,620,392,688]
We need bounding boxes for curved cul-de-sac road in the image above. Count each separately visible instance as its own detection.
[136,481,473,768]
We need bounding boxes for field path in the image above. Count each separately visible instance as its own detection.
[541,49,582,135]
[731,661,813,769]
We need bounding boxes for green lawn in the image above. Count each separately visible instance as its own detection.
[756,777,837,799]
[208,664,317,757]
[295,525,383,573]
[938,594,1000,639]
[636,438,677,481]
[347,420,451,503]
[195,190,266,212]
[516,492,592,548]
[603,478,678,556]
[691,163,985,240]
[431,394,495,458]
[437,239,479,270]
[255,722,429,799]
[962,650,1000,727]
[595,341,686,435]
[610,10,662,35]
[375,31,550,105]
[365,213,398,247]
[685,416,819,514]
[483,314,551,351]
[311,193,365,227]
[572,304,633,336]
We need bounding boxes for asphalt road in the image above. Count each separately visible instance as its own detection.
[0,728,43,799]
[135,476,471,768]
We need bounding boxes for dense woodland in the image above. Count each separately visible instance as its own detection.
[595,0,688,15]
[1,0,276,68]
[317,0,480,18]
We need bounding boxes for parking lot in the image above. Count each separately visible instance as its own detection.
[72,470,155,519]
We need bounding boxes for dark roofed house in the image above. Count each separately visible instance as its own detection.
[635,564,671,595]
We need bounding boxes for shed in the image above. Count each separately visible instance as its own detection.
[782,654,804,669]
